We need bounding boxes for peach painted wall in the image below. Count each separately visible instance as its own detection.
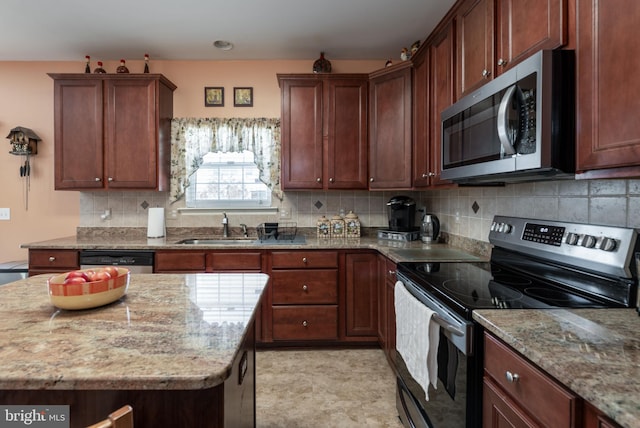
[0,58,385,261]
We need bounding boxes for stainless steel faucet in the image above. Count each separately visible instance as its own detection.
[240,223,248,238]
[222,213,229,237]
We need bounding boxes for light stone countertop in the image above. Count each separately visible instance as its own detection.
[474,309,640,428]
[0,273,268,390]
[20,232,489,264]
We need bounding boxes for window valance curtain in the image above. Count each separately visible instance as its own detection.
[170,117,282,203]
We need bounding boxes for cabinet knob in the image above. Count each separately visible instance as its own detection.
[48,256,56,262]
[329,178,334,183]
[388,270,396,276]
[302,257,308,264]
[107,177,114,182]
[95,177,101,182]
[302,320,309,327]
[316,177,321,183]
[498,58,507,66]
[302,284,308,291]
[369,177,374,182]
[482,69,491,78]
[505,371,520,383]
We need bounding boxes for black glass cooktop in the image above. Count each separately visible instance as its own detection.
[397,256,631,320]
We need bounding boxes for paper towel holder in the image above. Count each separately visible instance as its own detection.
[147,207,166,239]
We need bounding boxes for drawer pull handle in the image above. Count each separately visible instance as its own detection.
[302,257,308,264]
[505,371,520,383]
[302,284,308,291]
[48,256,56,262]
[302,320,308,327]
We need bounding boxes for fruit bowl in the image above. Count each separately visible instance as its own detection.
[47,267,130,310]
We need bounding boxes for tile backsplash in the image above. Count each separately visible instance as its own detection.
[80,178,640,243]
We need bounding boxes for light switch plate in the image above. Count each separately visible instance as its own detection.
[0,208,10,220]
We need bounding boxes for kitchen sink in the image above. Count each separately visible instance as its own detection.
[175,238,258,245]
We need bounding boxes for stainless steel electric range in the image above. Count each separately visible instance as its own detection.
[395,215,639,428]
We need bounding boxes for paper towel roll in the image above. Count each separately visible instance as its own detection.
[147,207,166,238]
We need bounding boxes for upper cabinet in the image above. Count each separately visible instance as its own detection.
[368,62,413,189]
[456,0,568,98]
[575,1,640,176]
[49,74,176,190]
[278,74,369,190]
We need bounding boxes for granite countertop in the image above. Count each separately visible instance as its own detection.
[20,231,489,264]
[0,273,268,391]
[474,309,640,428]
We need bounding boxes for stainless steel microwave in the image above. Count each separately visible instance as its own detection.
[441,50,575,184]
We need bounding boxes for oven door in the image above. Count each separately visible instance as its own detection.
[395,275,481,428]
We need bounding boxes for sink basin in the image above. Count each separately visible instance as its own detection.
[175,238,257,245]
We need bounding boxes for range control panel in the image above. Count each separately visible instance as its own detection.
[489,216,639,278]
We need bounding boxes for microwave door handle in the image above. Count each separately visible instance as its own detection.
[497,84,518,156]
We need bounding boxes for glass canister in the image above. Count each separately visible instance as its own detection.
[345,211,361,238]
[317,216,331,238]
[330,214,345,238]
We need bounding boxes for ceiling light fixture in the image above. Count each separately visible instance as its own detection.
[213,40,233,51]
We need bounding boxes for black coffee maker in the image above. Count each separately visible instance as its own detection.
[387,196,417,231]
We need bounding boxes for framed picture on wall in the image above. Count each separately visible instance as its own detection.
[204,87,224,107]
[233,87,253,107]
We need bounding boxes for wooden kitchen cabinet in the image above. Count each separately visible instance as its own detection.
[583,401,622,428]
[344,252,378,338]
[455,0,567,98]
[575,0,640,177]
[28,249,79,276]
[483,332,579,427]
[378,255,397,371]
[49,74,176,190]
[368,62,413,189]
[154,250,263,273]
[278,74,368,190]
[268,251,339,342]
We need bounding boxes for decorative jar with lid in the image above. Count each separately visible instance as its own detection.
[345,211,361,238]
[317,216,330,238]
[330,214,345,238]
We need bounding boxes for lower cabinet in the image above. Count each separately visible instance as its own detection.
[28,249,79,276]
[268,250,339,343]
[378,255,397,371]
[154,250,263,273]
[483,332,579,427]
[344,252,378,339]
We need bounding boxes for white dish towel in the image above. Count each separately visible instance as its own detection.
[395,280,440,401]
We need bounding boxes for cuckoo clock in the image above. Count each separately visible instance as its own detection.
[7,126,40,155]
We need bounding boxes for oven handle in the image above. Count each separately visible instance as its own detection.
[432,313,464,337]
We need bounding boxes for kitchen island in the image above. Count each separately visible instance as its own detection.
[0,272,269,427]
[474,308,640,428]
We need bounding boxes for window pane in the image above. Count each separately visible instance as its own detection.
[186,150,271,208]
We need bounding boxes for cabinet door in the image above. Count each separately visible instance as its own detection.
[344,253,378,337]
[576,0,640,174]
[483,377,539,428]
[325,78,369,189]
[412,47,431,188]
[105,78,158,189]
[457,0,494,98]
[368,63,412,189]
[154,251,206,272]
[496,0,567,74]
[429,22,456,188]
[53,79,104,189]
[280,78,324,189]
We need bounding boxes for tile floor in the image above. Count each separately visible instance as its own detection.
[256,349,403,428]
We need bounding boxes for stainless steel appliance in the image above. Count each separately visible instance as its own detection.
[80,250,154,273]
[440,50,575,184]
[395,215,639,427]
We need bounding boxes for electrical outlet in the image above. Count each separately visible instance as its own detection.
[279,208,291,219]
[0,208,10,220]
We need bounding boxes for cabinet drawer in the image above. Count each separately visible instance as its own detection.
[29,250,79,270]
[271,251,338,269]
[209,252,262,271]
[272,306,338,340]
[155,251,206,272]
[484,333,577,427]
[271,270,337,304]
